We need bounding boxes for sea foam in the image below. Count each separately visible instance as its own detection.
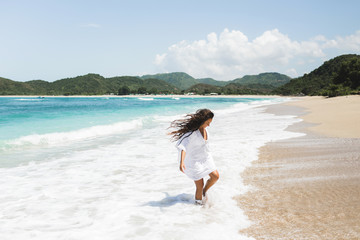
[138,97,154,101]
[5,119,143,148]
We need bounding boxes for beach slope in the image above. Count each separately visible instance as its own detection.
[238,95,360,239]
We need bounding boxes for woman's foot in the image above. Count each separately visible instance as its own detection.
[202,190,208,204]
[195,199,203,206]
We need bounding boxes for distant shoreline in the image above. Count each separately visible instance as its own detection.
[0,94,283,98]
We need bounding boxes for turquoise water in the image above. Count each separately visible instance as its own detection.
[0,96,268,143]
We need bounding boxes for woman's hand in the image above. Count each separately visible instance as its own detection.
[179,161,186,173]
[180,150,186,173]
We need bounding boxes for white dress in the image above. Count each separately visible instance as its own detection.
[176,128,216,181]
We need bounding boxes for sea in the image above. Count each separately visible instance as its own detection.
[0,96,304,240]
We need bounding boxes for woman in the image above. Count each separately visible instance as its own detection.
[169,109,219,205]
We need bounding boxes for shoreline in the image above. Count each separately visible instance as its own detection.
[238,96,360,239]
[0,94,283,98]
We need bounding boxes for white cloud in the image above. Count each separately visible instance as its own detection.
[155,29,360,79]
[324,30,360,51]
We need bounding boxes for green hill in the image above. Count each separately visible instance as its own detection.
[141,73,230,89]
[0,77,35,95]
[26,80,52,95]
[232,72,291,87]
[0,71,293,96]
[141,72,198,90]
[185,83,222,95]
[104,76,177,94]
[273,54,360,96]
[196,78,228,87]
[241,83,276,93]
[0,74,178,95]
[185,83,268,95]
[221,83,268,95]
[50,74,107,95]
[141,72,290,91]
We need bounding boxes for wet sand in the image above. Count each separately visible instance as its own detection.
[238,97,360,239]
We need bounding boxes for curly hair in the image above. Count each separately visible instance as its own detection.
[168,108,214,141]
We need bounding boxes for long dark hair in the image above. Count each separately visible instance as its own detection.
[168,108,214,141]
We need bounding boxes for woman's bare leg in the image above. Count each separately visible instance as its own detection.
[194,179,204,200]
[203,170,219,196]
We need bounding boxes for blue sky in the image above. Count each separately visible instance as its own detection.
[1,0,360,81]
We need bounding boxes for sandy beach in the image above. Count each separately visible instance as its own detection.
[238,95,360,239]
[287,96,360,138]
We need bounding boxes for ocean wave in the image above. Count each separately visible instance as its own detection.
[5,119,143,148]
[215,98,290,116]
[138,97,154,101]
[14,98,44,101]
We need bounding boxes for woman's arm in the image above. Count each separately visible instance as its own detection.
[179,150,186,173]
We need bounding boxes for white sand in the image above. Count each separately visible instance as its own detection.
[287,95,360,138]
[238,96,360,239]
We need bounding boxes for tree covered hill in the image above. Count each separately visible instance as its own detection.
[0,77,38,95]
[274,54,360,96]
[0,74,178,95]
[186,83,222,95]
[141,72,198,90]
[141,72,290,91]
[232,72,291,87]
[196,78,228,87]
[1,71,292,95]
[140,72,228,89]
[185,82,271,95]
